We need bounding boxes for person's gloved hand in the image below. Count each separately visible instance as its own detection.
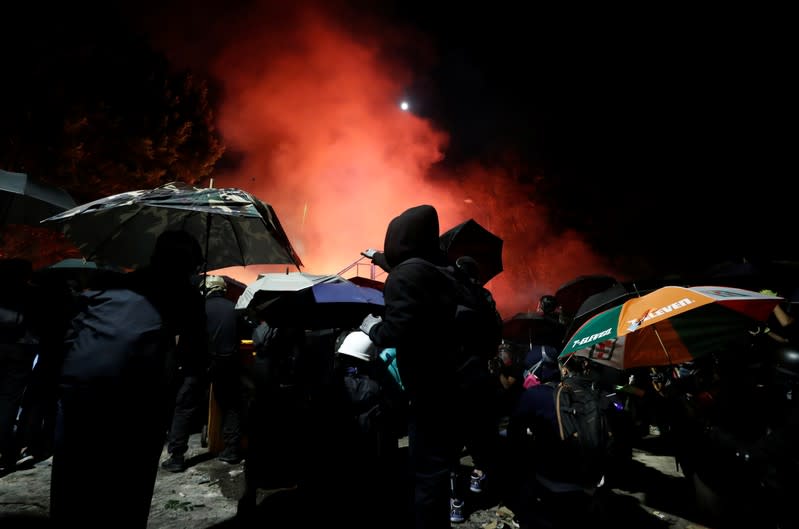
[371,251,391,273]
[362,248,391,273]
[360,313,382,335]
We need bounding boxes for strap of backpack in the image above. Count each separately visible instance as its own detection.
[556,384,566,441]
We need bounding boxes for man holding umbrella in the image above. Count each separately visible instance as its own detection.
[50,230,207,528]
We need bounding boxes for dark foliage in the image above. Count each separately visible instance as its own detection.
[0,4,225,203]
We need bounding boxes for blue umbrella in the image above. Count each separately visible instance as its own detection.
[312,281,384,306]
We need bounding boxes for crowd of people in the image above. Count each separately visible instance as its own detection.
[2,205,799,529]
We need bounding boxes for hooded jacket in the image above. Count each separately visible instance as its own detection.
[367,205,459,402]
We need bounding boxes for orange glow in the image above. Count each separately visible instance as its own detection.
[204,7,616,318]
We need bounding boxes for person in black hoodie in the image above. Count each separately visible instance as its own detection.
[361,204,461,529]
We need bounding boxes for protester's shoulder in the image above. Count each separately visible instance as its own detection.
[521,382,557,403]
[393,257,438,271]
[390,257,449,280]
[207,294,236,312]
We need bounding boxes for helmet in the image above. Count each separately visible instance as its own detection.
[202,275,227,296]
[489,342,521,376]
[539,295,558,315]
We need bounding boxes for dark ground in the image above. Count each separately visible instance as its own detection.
[0,431,711,529]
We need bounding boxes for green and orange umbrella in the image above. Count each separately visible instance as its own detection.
[559,285,782,370]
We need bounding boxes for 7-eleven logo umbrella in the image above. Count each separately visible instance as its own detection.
[559,285,781,370]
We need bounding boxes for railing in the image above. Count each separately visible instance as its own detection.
[337,255,387,282]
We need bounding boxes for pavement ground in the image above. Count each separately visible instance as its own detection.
[0,433,712,528]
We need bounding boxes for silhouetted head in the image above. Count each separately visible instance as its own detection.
[383,205,444,268]
[539,295,558,315]
[150,230,203,279]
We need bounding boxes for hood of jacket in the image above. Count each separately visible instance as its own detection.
[383,205,444,268]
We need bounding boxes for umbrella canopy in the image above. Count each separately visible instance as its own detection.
[41,182,302,271]
[33,258,125,290]
[439,218,503,285]
[235,272,345,311]
[503,312,567,348]
[237,272,384,330]
[48,258,98,270]
[559,285,782,370]
[703,259,799,294]
[1,169,77,225]
[564,283,633,341]
[555,274,620,320]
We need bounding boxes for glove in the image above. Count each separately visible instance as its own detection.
[360,313,382,335]
[361,248,391,273]
[371,251,391,273]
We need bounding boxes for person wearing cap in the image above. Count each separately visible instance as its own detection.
[161,275,232,472]
[202,275,244,464]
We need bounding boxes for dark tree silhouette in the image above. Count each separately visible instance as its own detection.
[0,5,225,267]
[0,5,225,204]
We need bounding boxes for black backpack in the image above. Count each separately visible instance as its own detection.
[404,257,503,368]
[552,376,612,487]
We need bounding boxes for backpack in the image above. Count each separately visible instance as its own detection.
[252,322,306,386]
[338,348,409,454]
[552,376,612,487]
[60,288,173,387]
[404,257,503,368]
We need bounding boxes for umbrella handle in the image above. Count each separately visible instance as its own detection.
[202,211,212,294]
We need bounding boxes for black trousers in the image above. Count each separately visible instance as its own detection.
[51,385,169,528]
[166,373,207,456]
[16,350,60,459]
[211,358,243,451]
[0,343,34,464]
[408,402,460,529]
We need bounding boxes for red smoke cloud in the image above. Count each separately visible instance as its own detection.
[197,4,616,318]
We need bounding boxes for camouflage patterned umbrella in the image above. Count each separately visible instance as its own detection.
[42,182,302,270]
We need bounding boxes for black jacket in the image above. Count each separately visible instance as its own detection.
[205,293,239,358]
[367,205,459,403]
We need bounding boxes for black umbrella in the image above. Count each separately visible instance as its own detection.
[502,312,566,348]
[555,274,620,319]
[33,258,125,290]
[439,218,503,284]
[0,169,77,225]
[704,259,799,293]
[564,283,632,342]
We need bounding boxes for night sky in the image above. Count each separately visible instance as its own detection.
[4,1,796,316]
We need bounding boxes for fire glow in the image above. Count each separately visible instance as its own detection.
[191,5,615,318]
